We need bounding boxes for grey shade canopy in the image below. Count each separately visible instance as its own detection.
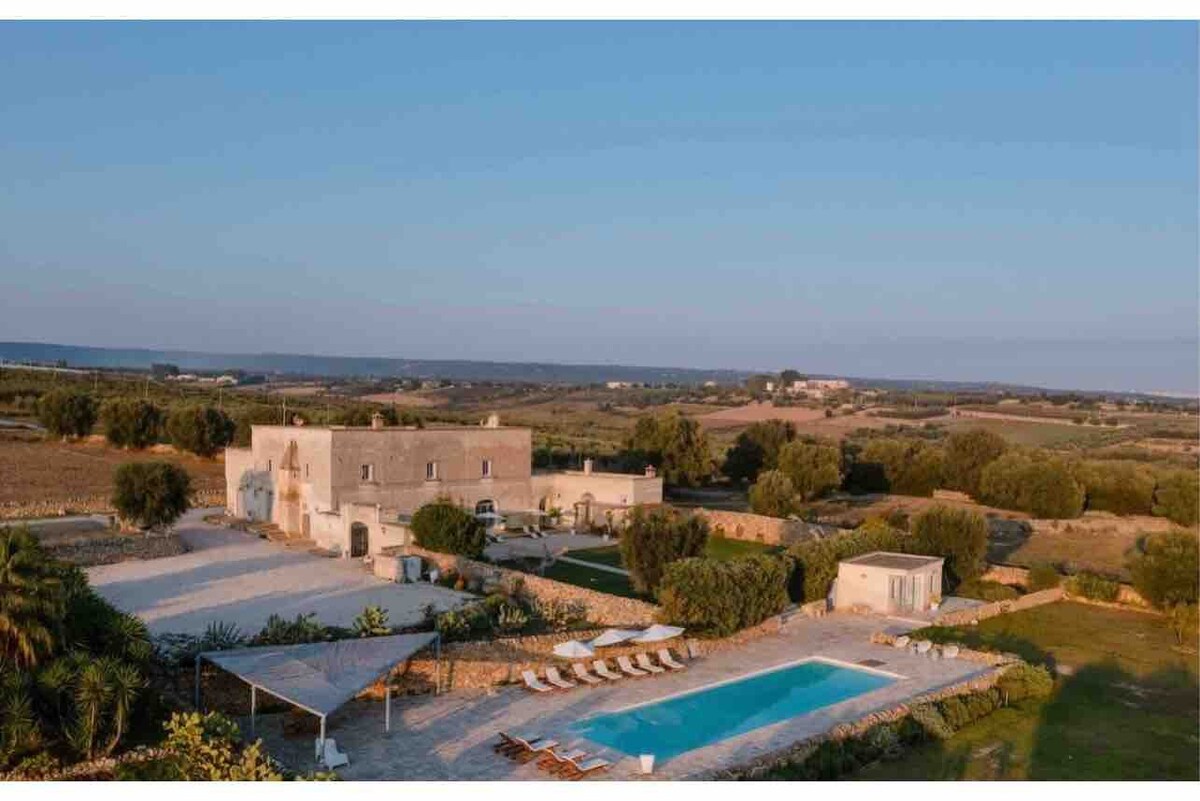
[201,631,438,718]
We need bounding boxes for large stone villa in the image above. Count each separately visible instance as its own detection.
[224,413,663,558]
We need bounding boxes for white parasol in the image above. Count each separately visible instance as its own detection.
[588,628,639,648]
[630,624,685,643]
[552,640,596,659]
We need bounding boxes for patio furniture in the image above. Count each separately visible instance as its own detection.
[513,737,561,763]
[591,660,623,681]
[315,737,349,769]
[545,667,577,690]
[686,640,701,659]
[630,624,685,644]
[561,755,612,780]
[521,669,554,692]
[616,655,648,677]
[635,653,665,674]
[494,731,547,756]
[893,635,910,649]
[538,746,588,776]
[657,648,686,670]
[553,639,596,659]
[571,663,603,685]
[589,629,639,648]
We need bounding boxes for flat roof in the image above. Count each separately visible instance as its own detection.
[841,551,943,571]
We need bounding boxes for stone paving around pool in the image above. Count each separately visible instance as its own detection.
[251,614,993,780]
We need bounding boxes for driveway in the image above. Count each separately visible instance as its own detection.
[88,509,472,637]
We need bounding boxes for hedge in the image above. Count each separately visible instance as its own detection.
[658,554,791,637]
[785,520,904,602]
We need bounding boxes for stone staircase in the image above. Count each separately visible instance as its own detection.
[248,521,317,551]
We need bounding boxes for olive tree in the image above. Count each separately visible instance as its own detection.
[619,505,709,595]
[410,498,486,558]
[166,405,235,457]
[100,398,163,449]
[36,390,97,439]
[112,461,192,530]
[748,469,797,518]
[776,439,842,501]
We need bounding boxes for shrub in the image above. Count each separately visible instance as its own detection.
[955,579,1019,602]
[410,498,486,558]
[908,703,954,740]
[722,419,797,483]
[123,711,282,781]
[657,554,790,637]
[786,518,905,602]
[978,452,1084,519]
[1076,460,1156,516]
[111,461,192,530]
[748,469,797,518]
[619,505,709,595]
[1168,604,1198,647]
[1026,562,1061,591]
[856,438,945,497]
[996,663,1054,703]
[909,505,989,590]
[166,404,235,457]
[251,613,327,646]
[1066,571,1119,602]
[1128,529,1199,608]
[776,439,842,501]
[494,603,529,634]
[530,598,588,631]
[352,605,390,638]
[36,389,97,438]
[100,398,163,449]
[943,428,1008,498]
[1153,470,1200,526]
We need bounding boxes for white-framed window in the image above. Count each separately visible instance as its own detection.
[426,461,439,481]
[360,463,374,482]
[481,458,492,478]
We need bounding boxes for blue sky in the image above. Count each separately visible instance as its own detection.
[1,22,1196,392]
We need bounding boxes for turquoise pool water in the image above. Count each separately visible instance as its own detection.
[570,659,894,761]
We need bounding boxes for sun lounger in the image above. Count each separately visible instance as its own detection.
[571,663,603,685]
[657,648,686,670]
[562,756,612,780]
[315,737,349,769]
[494,732,547,756]
[592,660,622,681]
[635,653,665,674]
[514,737,561,763]
[545,667,577,689]
[522,669,554,692]
[538,747,588,775]
[616,655,648,677]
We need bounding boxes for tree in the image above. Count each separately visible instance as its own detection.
[1153,470,1200,527]
[943,429,1007,498]
[619,505,709,595]
[658,555,791,637]
[786,518,905,602]
[857,438,945,497]
[748,470,797,518]
[1076,460,1156,516]
[1128,529,1199,609]
[100,398,163,449]
[722,420,796,483]
[625,411,711,487]
[166,405,235,457]
[978,451,1084,519]
[111,461,192,530]
[36,390,97,439]
[0,527,63,670]
[909,505,989,591]
[776,439,842,500]
[410,498,486,558]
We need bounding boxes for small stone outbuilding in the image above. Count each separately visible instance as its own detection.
[834,551,943,615]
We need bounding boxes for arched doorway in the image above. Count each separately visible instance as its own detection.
[474,499,496,516]
[349,523,369,558]
[574,493,595,528]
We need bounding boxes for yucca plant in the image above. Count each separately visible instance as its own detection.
[352,605,390,638]
[0,527,65,670]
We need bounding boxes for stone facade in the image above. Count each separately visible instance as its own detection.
[224,419,662,558]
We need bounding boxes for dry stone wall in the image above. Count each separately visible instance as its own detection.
[0,488,224,521]
[980,563,1151,608]
[44,530,187,566]
[696,508,817,546]
[933,587,1064,626]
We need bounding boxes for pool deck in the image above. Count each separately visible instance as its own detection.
[251,613,993,780]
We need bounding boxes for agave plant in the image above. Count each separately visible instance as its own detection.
[352,605,390,638]
[495,603,529,634]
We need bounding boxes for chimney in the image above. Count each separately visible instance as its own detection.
[645,464,657,478]
[370,412,385,430]
[483,413,500,428]
[583,458,594,475]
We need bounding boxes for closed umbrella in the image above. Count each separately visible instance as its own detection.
[630,624,685,643]
[588,628,639,648]
[552,640,595,659]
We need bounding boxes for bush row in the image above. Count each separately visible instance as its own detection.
[657,555,791,637]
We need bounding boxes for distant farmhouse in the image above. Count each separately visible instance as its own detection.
[224,414,662,558]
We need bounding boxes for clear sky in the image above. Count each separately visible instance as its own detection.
[1,22,1196,393]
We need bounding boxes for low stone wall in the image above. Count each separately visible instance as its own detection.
[399,544,660,627]
[0,488,225,521]
[696,508,816,546]
[44,529,187,567]
[932,489,973,503]
[933,587,1065,626]
[868,631,1018,667]
[701,666,1008,779]
[0,745,170,781]
[980,563,1151,608]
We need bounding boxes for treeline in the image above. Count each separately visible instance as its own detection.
[32,389,426,457]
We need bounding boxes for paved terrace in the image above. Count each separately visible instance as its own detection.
[252,614,993,780]
[88,509,473,636]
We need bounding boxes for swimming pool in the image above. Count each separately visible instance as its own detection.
[570,658,896,761]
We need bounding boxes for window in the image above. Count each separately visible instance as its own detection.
[304,463,309,479]
[481,458,492,478]
[267,459,272,473]
[426,461,438,481]
[360,463,374,482]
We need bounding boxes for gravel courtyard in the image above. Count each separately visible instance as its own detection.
[88,509,472,636]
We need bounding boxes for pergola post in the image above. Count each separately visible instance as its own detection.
[435,634,441,696]
[318,715,326,765]
[250,685,257,736]
[384,686,391,732]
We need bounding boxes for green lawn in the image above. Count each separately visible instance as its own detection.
[858,601,1199,780]
[539,559,640,598]
[567,537,779,570]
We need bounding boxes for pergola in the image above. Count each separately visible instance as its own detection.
[196,631,441,757]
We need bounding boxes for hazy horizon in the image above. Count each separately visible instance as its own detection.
[2,22,1196,395]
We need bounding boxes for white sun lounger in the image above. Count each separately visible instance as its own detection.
[545,667,577,689]
[315,737,349,769]
[522,669,554,692]
[657,648,686,670]
[635,653,665,674]
[592,660,623,681]
[571,663,603,685]
[616,655,648,677]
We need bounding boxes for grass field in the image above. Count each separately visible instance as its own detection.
[859,602,1199,780]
